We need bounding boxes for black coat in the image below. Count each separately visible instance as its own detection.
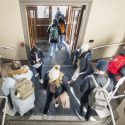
[43,72,70,98]
[80,73,114,103]
[74,49,94,75]
[29,49,44,65]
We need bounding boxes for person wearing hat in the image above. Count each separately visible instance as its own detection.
[79,59,114,121]
[42,65,70,119]
[69,44,94,84]
[29,45,44,84]
[48,19,61,57]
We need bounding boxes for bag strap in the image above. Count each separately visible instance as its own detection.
[91,75,110,89]
[84,53,91,59]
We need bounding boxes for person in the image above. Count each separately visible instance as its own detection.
[42,65,70,119]
[79,59,114,121]
[2,61,33,116]
[55,7,65,21]
[69,44,94,84]
[58,16,66,48]
[29,45,44,83]
[48,19,61,56]
[108,47,125,85]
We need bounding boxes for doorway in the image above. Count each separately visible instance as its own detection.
[19,0,93,56]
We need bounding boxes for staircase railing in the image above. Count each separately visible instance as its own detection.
[0,96,8,125]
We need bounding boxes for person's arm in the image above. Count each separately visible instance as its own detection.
[47,26,51,35]
[62,76,70,93]
[80,77,90,95]
[29,52,35,65]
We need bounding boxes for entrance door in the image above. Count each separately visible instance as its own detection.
[27,6,37,48]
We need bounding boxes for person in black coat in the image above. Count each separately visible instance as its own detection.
[42,65,70,119]
[69,44,94,84]
[29,45,44,83]
[79,59,114,121]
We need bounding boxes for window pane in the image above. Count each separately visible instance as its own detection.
[37,6,49,18]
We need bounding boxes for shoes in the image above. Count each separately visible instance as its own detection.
[43,114,47,120]
[35,73,39,77]
[55,103,59,108]
[39,79,43,84]
[88,116,96,121]
[68,80,74,84]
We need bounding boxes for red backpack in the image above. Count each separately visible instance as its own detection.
[108,55,125,74]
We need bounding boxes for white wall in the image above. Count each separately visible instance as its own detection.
[0,0,27,60]
[84,0,125,59]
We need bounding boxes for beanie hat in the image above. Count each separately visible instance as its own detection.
[48,65,61,83]
[96,59,108,71]
[81,44,89,53]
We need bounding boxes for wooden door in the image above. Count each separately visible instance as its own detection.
[27,6,37,48]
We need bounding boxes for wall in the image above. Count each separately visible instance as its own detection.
[0,0,27,60]
[84,0,125,59]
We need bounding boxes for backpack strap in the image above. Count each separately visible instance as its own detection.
[91,75,99,88]
[91,75,110,89]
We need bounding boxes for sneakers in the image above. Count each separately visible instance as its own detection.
[35,73,39,77]
[39,79,43,84]
[43,114,47,120]
[55,103,59,108]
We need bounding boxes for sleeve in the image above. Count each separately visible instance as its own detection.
[47,26,51,35]
[39,50,45,60]
[43,73,49,90]
[107,79,115,92]
[29,52,35,65]
[62,76,70,93]
[80,77,90,95]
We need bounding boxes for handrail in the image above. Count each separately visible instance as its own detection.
[0,46,15,50]
[92,42,125,50]
[0,96,8,125]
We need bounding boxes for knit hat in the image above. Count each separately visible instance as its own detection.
[81,44,89,53]
[96,59,108,71]
[48,65,61,83]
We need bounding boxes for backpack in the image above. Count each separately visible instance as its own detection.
[88,75,110,110]
[15,78,34,100]
[50,26,59,40]
[59,23,65,34]
[108,55,125,74]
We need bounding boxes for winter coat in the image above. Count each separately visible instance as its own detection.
[29,49,44,65]
[80,73,114,103]
[43,72,70,98]
[2,65,33,96]
[74,49,94,75]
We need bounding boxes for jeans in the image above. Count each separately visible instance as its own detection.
[50,43,58,56]
[43,92,54,114]
[60,35,65,46]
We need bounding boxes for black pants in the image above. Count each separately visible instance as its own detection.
[43,92,54,114]
[36,65,42,79]
[80,98,93,121]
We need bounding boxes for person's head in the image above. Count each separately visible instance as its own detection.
[32,45,38,52]
[81,43,89,53]
[57,7,60,11]
[11,61,22,70]
[96,59,108,75]
[48,65,62,84]
[53,19,58,25]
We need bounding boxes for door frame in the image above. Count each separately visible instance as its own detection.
[19,0,93,57]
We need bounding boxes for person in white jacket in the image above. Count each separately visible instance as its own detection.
[2,61,34,116]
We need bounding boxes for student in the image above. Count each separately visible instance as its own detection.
[29,45,44,83]
[42,65,70,119]
[55,7,65,21]
[79,59,114,121]
[48,19,61,56]
[108,48,125,85]
[2,61,33,116]
[58,16,66,47]
[69,44,94,84]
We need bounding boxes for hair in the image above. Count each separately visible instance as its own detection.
[11,61,22,70]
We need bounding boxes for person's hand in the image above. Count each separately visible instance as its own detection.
[43,90,47,95]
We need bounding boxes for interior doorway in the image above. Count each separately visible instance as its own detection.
[26,5,85,52]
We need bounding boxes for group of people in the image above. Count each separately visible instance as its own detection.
[48,7,66,56]
[1,42,125,121]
